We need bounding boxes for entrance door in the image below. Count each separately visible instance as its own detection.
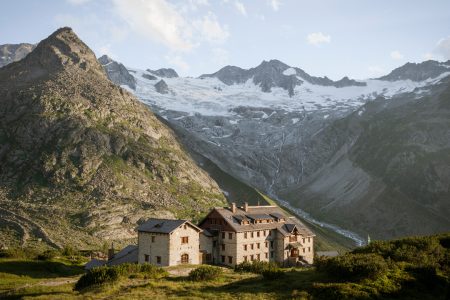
[290,248,299,257]
[181,253,189,264]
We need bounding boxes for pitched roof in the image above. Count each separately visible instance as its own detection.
[107,245,138,266]
[205,205,315,237]
[137,218,202,234]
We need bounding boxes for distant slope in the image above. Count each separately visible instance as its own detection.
[0,27,226,249]
[0,43,35,67]
[281,77,450,240]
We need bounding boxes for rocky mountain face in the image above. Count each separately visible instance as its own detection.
[119,58,450,242]
[0,28,225,249]
[147,68,178,78]
[200,59,366,96]
[155,79,169,94]
[0,43,35,68]
[280,77,450,239]
[378,60,450,81]
[98,55,136,90]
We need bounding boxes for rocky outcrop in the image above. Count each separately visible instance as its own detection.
[200,59,365,96]
[378,60,450,81]
[0,43,35,68]
[0,27,225,248]
[98,54,136,89]
[147,68,178,78]
[155,79,169,94]
[142,73,157,80]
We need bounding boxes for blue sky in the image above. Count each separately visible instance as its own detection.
[1,0,450,79]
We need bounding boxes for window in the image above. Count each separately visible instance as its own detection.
[221,255,225,263]
[308,237,311,243]
[229,232,233,239]
[222,244,225,251]
[251,232,254,238]
[268,230,272,236]
[184,224,187,230]
[222,232,225,239]
[244,244,247,251]
[265,242,268,248]
[308,247,311,252]
[270,241,274,248]
[303,238,305,243]
[256,254,260,261]
[270,251,274,258]
[251,244,254,250]
[303,248,305,253]
[257,243,260,249]
[144,254,150,262]
[244,232,248,239]
[250,255,254,261]
[181,253,189,264]
[151,236,155,243]
[265,252,268,259]
[156,256,161,264]
[228,256,233,264]
[244,256,248,262]
[264,230,267,236]
[257,231,260,237]
[181,236,189,244]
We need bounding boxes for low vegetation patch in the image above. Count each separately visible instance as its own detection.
[188,265,223,281]
[234,260,280,274]
[74,263,167,291]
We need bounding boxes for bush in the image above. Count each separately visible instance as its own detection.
[0,248,26,259]
[189,265,223,281]
[61,245,78,257]
[316,253,388,281]
[75,265,120,291]
[37,250,58,261]
[234,261,279,274]
[262,268,284,280]
[74,263,168,291]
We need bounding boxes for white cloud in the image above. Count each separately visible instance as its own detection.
[423,52,434,60]
[112,0,194,51]
[112,0,229,53]
[435,36,450,60]
[307,32,331,46]
[234,0,247,16]
[390,50,404,60]
[268,0,281,11]
[165,54,190,72]
[193,12,230,44]
[66,0,91,5]
[212,48,229,65]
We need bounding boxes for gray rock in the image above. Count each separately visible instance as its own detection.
[142,73,157,80]
[378,60,450,81]
[155,79,169,94]
[98,55,136,90]
[147,68,178,78]
[0,43,35,68]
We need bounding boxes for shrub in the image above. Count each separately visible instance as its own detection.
[234,261,279,274]
[0,248,26,258]
[189,265,223,281]
[75,266,120,291]
[262,268,284,280]
[37,249,58,261]
[61,245,78,257]
[74,263,168,291]
[316,253,388,281]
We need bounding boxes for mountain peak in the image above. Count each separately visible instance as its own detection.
[2,27,106,83]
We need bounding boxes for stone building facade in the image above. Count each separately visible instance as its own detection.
[137,204,315,267]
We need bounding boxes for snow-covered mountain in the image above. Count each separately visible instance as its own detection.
[118,59,450,243]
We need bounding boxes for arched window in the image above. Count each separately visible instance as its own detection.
[181,253,189,264]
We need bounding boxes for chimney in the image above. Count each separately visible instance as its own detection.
[244,202,249,212]
[231,202,236,213]
[108,242,115,260]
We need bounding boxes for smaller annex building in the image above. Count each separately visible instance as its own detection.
[137,219,207,266]
[135,204,315,267]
